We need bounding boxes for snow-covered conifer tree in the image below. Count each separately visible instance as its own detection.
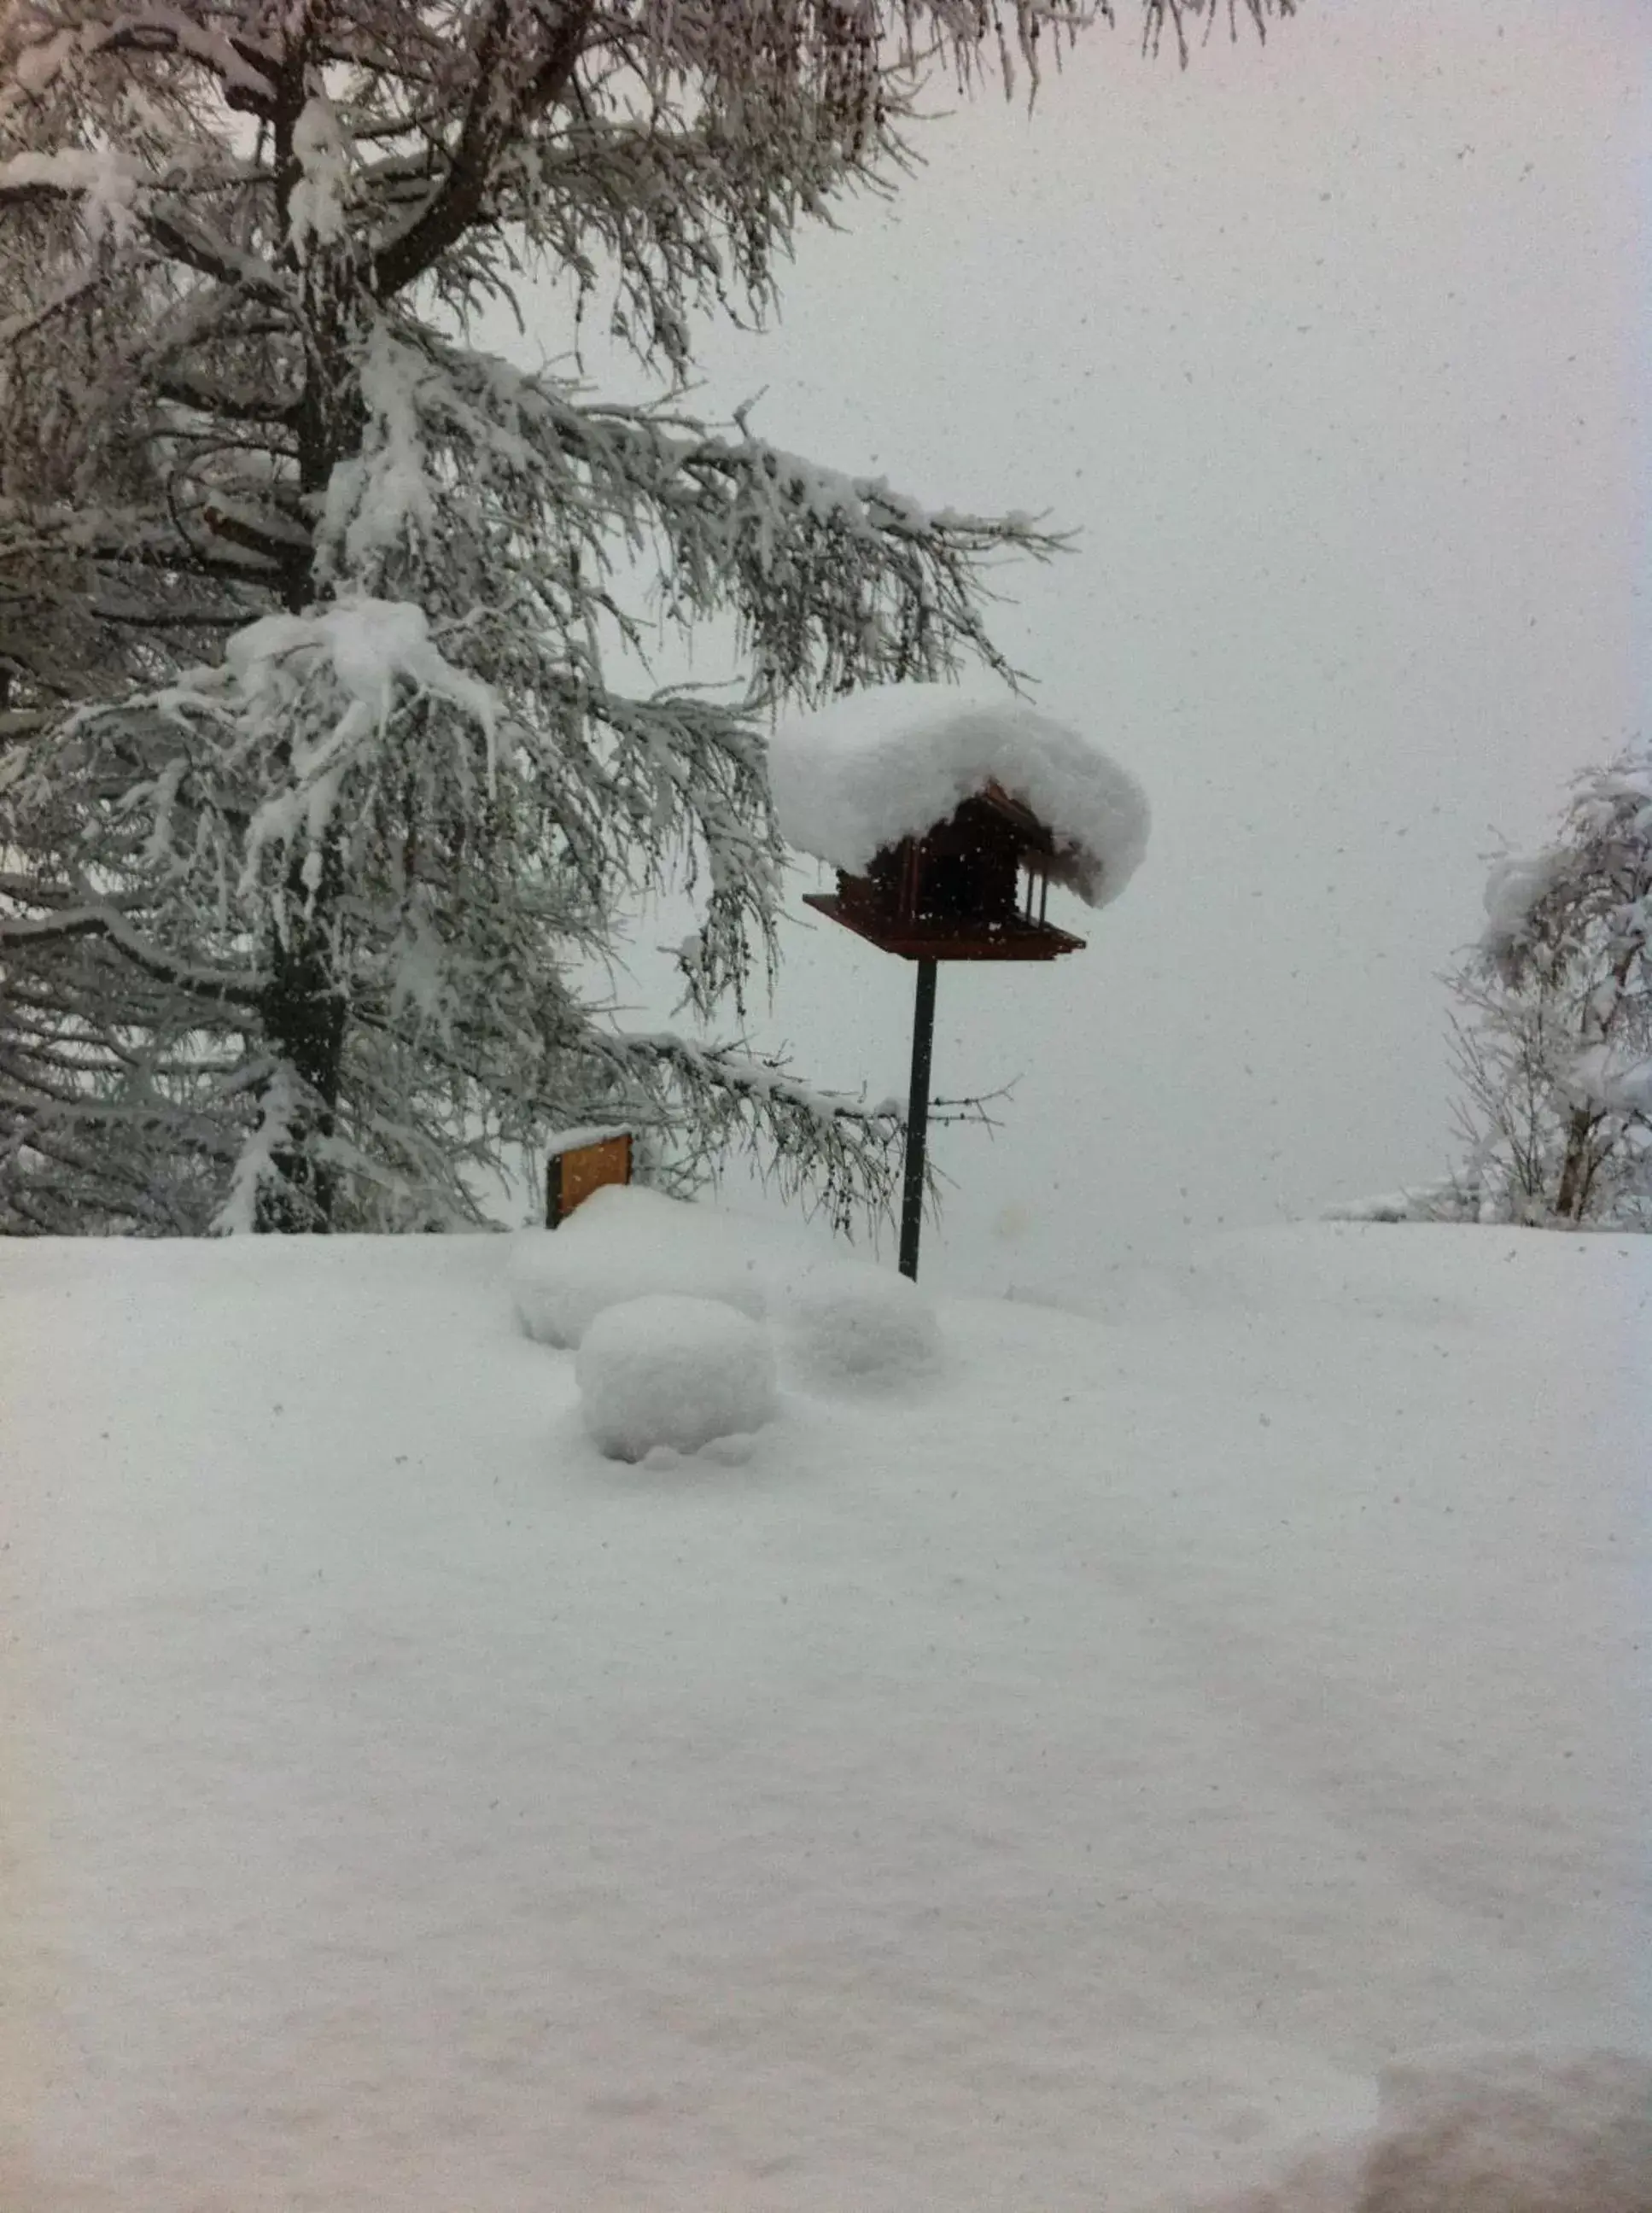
[0,0,1290,1235]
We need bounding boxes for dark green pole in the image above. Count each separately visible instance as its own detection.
[898,958,937,1280]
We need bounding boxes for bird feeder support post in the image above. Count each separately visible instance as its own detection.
[898,958,938,1280]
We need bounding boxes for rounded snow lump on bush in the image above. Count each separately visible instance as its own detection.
[509,1185,768,1348]
[1354,2048,1652,2213]
[781,1260,939,1387]
[576,1294,778,1463]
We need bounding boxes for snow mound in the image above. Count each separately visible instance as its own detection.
[769,681,1149,908]
[1198,2049,1652,2213]
[508,1185,770,1346]
[575,1294,778,1463]
[779,1259,940,1389]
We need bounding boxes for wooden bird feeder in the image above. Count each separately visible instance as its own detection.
[773,684,1147,1284]
[804,782,1091,1279]
[801,782,1087,963]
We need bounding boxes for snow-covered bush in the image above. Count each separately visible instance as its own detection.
[509,1187,770,1348]
[1446,750,1652,1228]
[1340,746,1652,1231]
[778,1260,940,1390]
[1206,2047,1652,2213]
[575,1296,777,1464]
[1356,2049,1652,2213]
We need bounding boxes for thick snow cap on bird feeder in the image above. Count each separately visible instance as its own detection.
[771,684,1149,961]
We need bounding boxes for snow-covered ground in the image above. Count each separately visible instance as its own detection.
[1,1218,1647,2211]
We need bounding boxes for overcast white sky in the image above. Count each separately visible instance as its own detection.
[520,0,1651,1293]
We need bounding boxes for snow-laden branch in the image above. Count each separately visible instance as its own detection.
[372,0,598,300]
[0,900,264,1001]
[320,325,1065,700]
[614,1031,905,1230]
[0,9,282,120]
[0,147,142,237]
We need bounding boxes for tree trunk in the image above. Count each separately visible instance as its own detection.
[1552,1103,1597,1221]
[253,111,371,1229]
[1553,939,1639,1223]
[257,850,347,1230]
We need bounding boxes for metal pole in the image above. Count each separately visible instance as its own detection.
[898,958,937,1280]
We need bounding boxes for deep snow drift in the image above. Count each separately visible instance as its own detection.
[0,1217,1647,2212]
[510,1182,784,1345]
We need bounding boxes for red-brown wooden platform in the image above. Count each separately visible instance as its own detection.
[802,892,1086,961]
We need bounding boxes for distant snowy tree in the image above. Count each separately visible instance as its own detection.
[0,0,1292,1235]
[1346,749,1652,1230]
